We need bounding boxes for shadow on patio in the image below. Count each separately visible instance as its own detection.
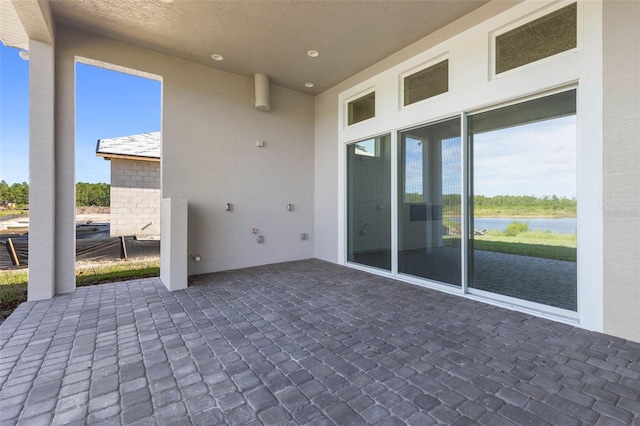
[1,259,639,425]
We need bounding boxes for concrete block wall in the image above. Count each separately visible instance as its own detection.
[110,158,161,237]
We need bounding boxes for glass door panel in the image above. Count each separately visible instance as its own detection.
[347,135,392,270]
[468,90,577,310]
[398,118,462,286]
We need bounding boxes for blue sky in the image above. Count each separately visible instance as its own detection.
[0,43,160,184]
[402,116,576,199]
[473,116,576,198]
[404,136,461,198]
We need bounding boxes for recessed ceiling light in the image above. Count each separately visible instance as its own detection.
[307,50,319,58]
[158,0,174,3]
[304,83,315,88]
[18,50,29,60]
[211,54,224,61]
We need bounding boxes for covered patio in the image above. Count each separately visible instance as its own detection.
[1,260,638,425]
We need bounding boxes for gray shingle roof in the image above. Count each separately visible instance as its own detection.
[96,132,160,160]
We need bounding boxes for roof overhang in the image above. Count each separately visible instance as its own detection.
[0,0,54,49]
[96,153,161,163]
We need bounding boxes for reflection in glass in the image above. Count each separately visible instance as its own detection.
[347,135,391,270]
[398,118,461,286]
[469,90,577,310]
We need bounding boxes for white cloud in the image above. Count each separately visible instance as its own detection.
[473,116,576,197]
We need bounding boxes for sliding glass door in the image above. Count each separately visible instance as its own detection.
[347,135,392,271]
[345,89,577,313]
[468,90,577,310]
[398,118,462,286]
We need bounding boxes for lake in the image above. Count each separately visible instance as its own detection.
[472,217,577,234]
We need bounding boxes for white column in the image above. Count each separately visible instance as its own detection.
[27,40,55,300]
[160,197,188,291]
[54,42,76,295]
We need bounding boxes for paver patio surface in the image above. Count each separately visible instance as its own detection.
[1,259,639,425]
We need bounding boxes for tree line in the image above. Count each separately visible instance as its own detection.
[0,181,28,206]
[472,194,576,212]
[407,193,576,213]
[75,182,110,207]
[0,180,110,207]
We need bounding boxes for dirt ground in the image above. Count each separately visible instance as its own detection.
[75,206,110,214]
[1,207,111,234]
[75,213,111,224]
[76,206,110,224]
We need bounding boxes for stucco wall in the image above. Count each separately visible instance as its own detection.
[602,0,640,342]
[110,158,161,237]
[56,25,315,277]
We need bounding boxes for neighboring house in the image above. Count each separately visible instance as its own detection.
[2,1,638,343]
[96,132,161,238]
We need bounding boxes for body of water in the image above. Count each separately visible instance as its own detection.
[472,217,576,234]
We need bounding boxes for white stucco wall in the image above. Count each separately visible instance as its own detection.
[161,61,315,275]
[110,158,161,237]
[55,25,315,282]
[602,0,640,342]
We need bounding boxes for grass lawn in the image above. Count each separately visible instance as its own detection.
[0,209,29,217]
[473,230,577,262]
[473,207,576,218]
[0,259,160,324]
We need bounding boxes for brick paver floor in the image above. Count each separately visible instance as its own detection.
[1,259,639,425]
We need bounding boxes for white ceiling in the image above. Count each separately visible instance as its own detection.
[45,0,491,94]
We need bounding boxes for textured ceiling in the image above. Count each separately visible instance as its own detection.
[48,0,491,94]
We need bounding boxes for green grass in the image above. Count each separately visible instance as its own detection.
[0,259,160,324]
[76,261,160,286]
[473,238,576,262]
[473,207,576,218]
[444,219,577,261]
[474,228,576,262]
[0,209,28,217]
[0,269,28,324]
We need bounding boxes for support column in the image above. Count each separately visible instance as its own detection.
[160,197,188,291]
[27,40,55,300]
[54,40,76,295]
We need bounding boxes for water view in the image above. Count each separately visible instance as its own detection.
[473,217,576,235]
[449,217,577,234]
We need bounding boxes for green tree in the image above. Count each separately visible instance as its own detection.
[76,182,110,207]
[0,182,29,205]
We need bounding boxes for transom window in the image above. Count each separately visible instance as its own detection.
[403,59,449,106]
[495,2,577,74]
[348,92,375,125]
